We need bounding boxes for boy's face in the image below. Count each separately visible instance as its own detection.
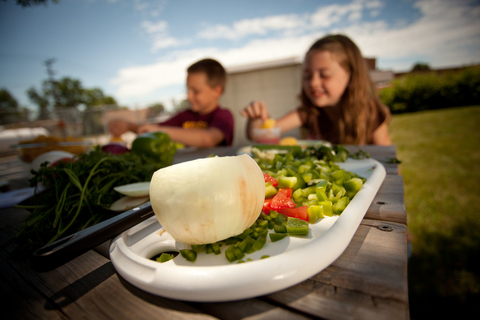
[186,72,222,114]
[302,50,350,108]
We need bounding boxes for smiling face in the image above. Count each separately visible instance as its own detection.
[302,50,351,108]
[186,72,222,114]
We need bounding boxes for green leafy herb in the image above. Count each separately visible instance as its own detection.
[13,147,170,257]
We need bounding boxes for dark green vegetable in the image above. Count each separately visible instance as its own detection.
[180,249,197,262]
[13,146,172,257]
[303,145,370,162]
[253,145,303,157]
[269,233,287,242]
[286,217,309,235]
[157,253,175,263]
[131,131,176,165]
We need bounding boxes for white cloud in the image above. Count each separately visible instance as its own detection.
[142,20,168,34]
[310,1,363,28]
[113,0,480,106]
[141,19,185,51]
[197,1,366,40]
[339,0,480,69]
[152,36,184,50]
[365,0,383,9]
[134,0,167,17]
[198,14,307,40]
[370,9,380,17]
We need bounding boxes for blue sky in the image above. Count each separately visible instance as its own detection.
[1,0,479,113]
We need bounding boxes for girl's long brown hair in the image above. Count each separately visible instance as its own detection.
[300,34,389,144]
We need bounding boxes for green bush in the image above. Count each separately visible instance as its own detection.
[380,66,480,114]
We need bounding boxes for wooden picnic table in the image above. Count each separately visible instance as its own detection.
[0,145,408,320]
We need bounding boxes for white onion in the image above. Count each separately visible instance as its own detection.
[114,181,150,197]
[149,154,265,245]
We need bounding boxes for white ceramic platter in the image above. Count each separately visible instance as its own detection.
[109,157,385,302]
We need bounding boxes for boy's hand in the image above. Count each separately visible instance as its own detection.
[138,123,163,134]
[240,101,270,122]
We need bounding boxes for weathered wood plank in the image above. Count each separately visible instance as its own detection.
[263,220,408,320]
[2,251,64,319]
[322,220,408,300]
[264,279,409,320]
[93,241,111,259]
[365,176,406,224]
[2,243,218,319]
[178,295,313,320]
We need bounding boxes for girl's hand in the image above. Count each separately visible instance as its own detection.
[240,101,270,122]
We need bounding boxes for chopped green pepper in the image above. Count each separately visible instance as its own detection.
[156,253,175,263]
[286,217,309,235]
[179,249,197,262]
[269,233,288,242]
[333,196,350,215]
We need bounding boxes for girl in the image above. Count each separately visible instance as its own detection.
[241,34,391,145]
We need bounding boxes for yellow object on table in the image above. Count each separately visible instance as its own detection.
[279,137,298,146]
[261,119,276,129]
[16,135,90,163]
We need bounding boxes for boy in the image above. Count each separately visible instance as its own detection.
[109,58,234,147]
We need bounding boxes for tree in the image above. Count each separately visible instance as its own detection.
[83,88,117,107]
[27,75,120,134]
[3,0,59,7]
[0,88,29,125]
[51,77,85,108]
[411,63,431,72]
[27,77,107,123]
[148,102,165,115]
[27,87,50,120]
[173,99,190,112]
[82,88,118,135]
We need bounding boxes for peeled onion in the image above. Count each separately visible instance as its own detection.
[149,154,265,245]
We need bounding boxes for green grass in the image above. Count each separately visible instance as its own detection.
[389,105,480,317]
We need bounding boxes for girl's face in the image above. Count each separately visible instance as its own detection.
[302,50,351,108]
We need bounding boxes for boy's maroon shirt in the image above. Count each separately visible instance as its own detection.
[159,106,234,146]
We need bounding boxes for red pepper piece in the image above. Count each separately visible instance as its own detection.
[277,188,292,198]
[263,173,278,187]
[263,198,273,214]
[278,206,309,222]
[270,192,296,211]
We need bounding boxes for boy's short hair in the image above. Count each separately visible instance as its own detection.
[187,58,227,92]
